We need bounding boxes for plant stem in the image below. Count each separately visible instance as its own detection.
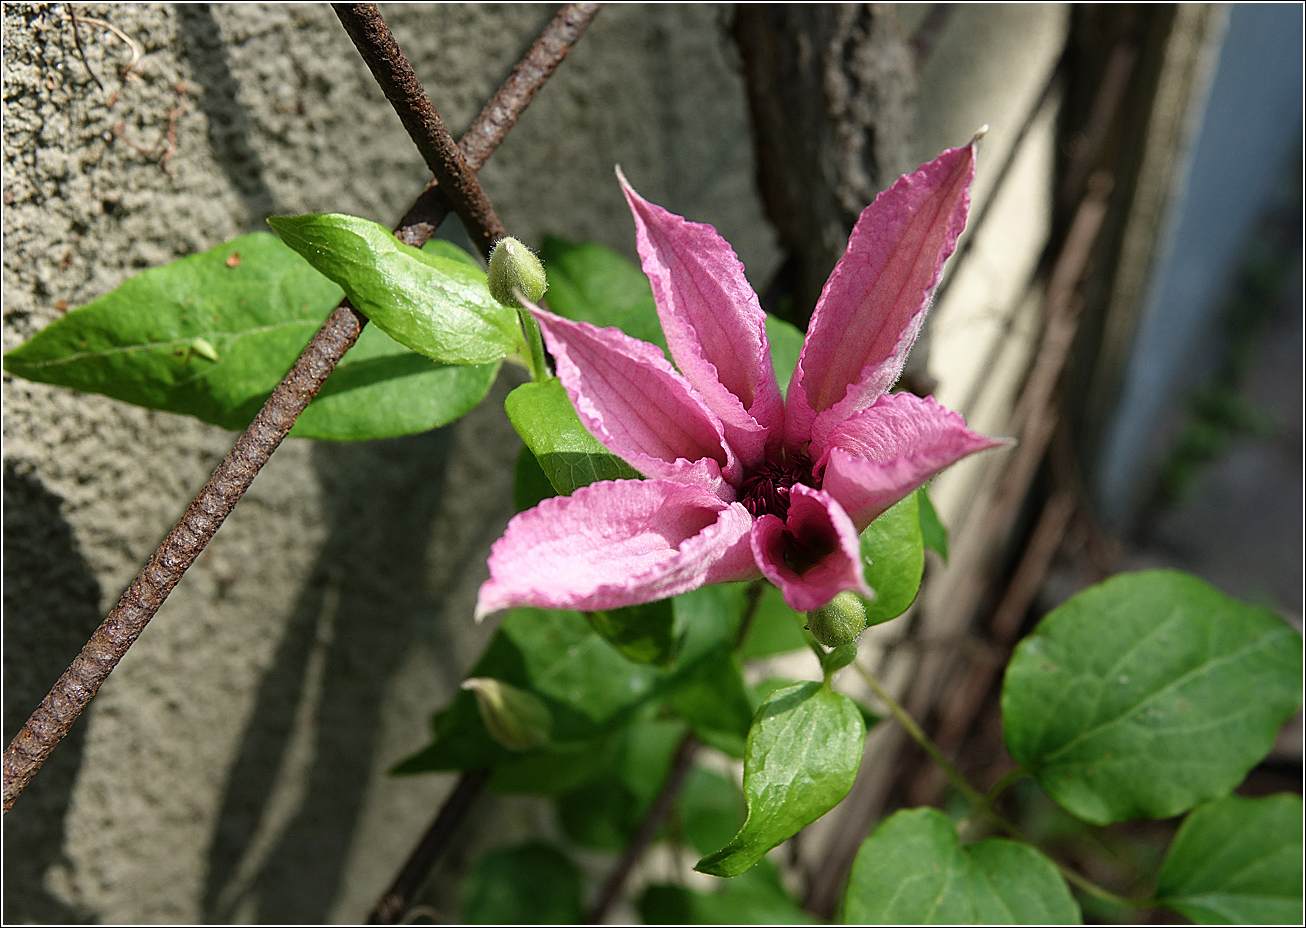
[1057,866,1153,911]
[517,305,551,383]
[587,731,699,924]
[585,580,768,922]
[956,764,1024,836]
[851,661,1152,912]
[982,765,1025,810]
[853,660,985,808]
[733,579,769,650]
[367,769,490,924]
[2,1,602,816]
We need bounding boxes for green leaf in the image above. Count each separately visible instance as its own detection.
[741,585,810,659]
[917,485,949,561]
[512,447,557,513]
[504,378,639,495]
[460,841,583,924]
[696,682,865,876]
[640,861,816,924]
[765,314,804,399]
[290,322,498,440]
[677,765,746,857]
[1002,571,1303,825]
[668,649,754,757]
[1156,793,1304,925]
[487,737,616,796]
[554,718,684,851]
[3,232,498,440]
[859,491,925,626]
[673,583,748,664]
[269,213,522,365]
[752,676,881,732]
[394,602,737,779]
[842,808,1081,924]
[423,237,484,268]
[392,608,668,775]
[3,234,335,429]
[587,598,678,667]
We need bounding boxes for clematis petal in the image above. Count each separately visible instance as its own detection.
[749,484,871,613]
[475,479,756,618]
[533,305,741,496]
[621,171,785,467]
[786,142,976,454]
[818,392,1007,532]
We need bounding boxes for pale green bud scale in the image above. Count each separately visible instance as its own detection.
[461,677,552,751]
[487,236,548,308]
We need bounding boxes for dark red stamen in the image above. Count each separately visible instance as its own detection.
[739,451,815,521]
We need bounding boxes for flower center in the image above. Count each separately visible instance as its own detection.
[739,451,815,521]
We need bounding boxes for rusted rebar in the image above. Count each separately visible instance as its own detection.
[333,3,508,257]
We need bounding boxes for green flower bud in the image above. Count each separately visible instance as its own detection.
[487,236,548,308]
[806,591,868,648]
[461,677,552,751]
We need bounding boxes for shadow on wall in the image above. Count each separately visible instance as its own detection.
[200,426,483,922]
[2,463,105,924]
[176,3,279,229]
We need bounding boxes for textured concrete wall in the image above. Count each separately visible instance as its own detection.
[3,4,775,922]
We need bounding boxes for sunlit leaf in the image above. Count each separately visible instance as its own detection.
[504,379,639,496]
[2,232,497,440]
[696,682,864,877]
[269,212,522,365]
[859,491,925,626]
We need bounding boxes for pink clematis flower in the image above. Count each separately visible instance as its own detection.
[476,141,1004,618]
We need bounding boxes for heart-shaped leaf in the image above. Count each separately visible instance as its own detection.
[1156,793,1303,924]
[842,808,1080,924]
[1002,571,1302,824]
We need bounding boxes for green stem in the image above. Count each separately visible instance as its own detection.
[983,765,1026,806]
[516,305,549,382]
[853,660,984,807]
[852,660,1154,912]
[959,764,1026,831]
[800,626,836,684]
[1057,866,1154,911]
[733,580,769,651]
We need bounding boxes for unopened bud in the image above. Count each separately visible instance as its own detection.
[461,677,551,751]
[487,237,547,308]
[806,591,868,648]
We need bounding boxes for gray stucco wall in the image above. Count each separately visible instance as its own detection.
[3,4,776,921]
